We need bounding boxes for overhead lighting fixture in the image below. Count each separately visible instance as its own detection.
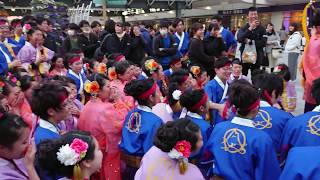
[107,10,110,12]
[12,8,16,12]
[205,6,212,10]
[144,14,148,17]
[168,10,174,14]
[122,11,128,16]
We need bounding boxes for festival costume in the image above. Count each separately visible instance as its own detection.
[280,105,320,161]
[253,101,293,153]
[280,80,297,112]
[119,105,163,179]
[205,116,281,179]
[110,79,135,109]
[280,146,320,180]
[66,69,87,100]
[134,146,205,180]
[78,98,128,180]
[174,31,190,57]
[0,42,14,75]
[303,34,320,106]
[0,158,29,180]
[205,76,228,125]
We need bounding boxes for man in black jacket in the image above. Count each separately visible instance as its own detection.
[153,20,177,70]
[237,7,267,76]
[37,18,59,53]
[100,22,131,58]
[78,20,100,59]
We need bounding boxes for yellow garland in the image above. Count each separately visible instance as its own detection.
[302,1,313,45]
[73,164,83,180]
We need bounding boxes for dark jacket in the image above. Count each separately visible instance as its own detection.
[100,33,132,58]
[140,28,153,56]
[78,33,100,59]
[189,38,215,73]
[203,36,227,58]
[62,36,80,55]
[43,32,58,53]
[128,35,146,65]
[153,34,177,68]
[237,23,267,65]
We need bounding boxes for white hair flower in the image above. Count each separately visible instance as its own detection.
[56,144,80,166]
[168,148,183,159]
[172,90,182,101]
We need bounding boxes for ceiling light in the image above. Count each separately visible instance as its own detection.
[168,10,174,14]
[205,6,212,10]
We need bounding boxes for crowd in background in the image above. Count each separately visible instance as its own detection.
[0,5,320,180]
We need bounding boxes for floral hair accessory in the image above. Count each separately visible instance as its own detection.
[172,90,182,101]
[145,59,159,74]
[168,140,191,174]
[84,80,100,94]
[22,23,32,34]
[0,81,4,93]
[274,65,284,73]
[97,63,107,74]
[85,63,90,69]
[6,73,21,87]
[56,138,88,166]
[190,66,201,77]
[108,67,117,80]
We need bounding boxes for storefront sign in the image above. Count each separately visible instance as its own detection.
[218,9,245,15]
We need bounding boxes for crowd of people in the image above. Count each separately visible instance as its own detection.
[0,5,320,180]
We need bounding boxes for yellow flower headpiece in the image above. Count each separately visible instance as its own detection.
[97,63,107,74]
[190,66,201,77]
[145,59,159,73]
[84,80,100,94]
[108,67,117,80]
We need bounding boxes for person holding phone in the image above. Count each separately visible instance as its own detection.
[237,7,267,76]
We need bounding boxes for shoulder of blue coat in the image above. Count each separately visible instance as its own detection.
[259,107,293,118]
[287,111,320,124]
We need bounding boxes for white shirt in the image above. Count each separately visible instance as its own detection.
[260,100,271,107]
[231,116,255,128]
[68,69,84,94]
[0,45,11,63]
[137,105,152,113]
[312,105,320,112]
[214,76,228,102]
[39,119,59,134]
[187,111,203,119]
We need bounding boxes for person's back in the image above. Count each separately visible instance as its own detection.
[205,79,280,180]
[280,146,320,180]
[207,120,280,180]
[135,118,205,180]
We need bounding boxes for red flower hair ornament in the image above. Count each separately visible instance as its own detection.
[168,140,192,174]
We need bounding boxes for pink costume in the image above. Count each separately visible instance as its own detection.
[152,103,174,123]
[303,34,320,104]
[16,99,33,129]
[49,68,67,77]
[0,158,28,180]
[135,146,205,180]
[78,98,129,180]
[280,80,297,112]
[110,79,135,109]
